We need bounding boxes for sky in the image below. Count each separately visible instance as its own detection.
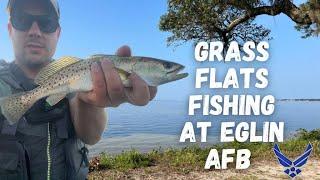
[0,0,319,101]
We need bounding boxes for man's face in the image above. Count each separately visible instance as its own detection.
[8,0,60,69]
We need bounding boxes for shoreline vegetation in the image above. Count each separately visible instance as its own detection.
[88,129,320,179]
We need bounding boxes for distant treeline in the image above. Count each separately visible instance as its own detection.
[278,99,320,102]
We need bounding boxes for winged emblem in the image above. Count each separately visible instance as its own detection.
[273,143,313,178]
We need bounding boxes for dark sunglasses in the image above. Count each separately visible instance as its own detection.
[10,11,59,33]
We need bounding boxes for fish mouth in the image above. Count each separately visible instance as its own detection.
[166,66,188,81]
[167,65,185,74]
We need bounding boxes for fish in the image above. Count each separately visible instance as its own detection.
[0,54,188,125]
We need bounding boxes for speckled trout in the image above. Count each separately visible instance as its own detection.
[0,54,188,125]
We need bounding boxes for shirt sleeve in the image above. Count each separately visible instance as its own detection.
[0,79,11,121]
[0,79,12,98]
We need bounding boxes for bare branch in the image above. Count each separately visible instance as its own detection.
[227,0,313,33]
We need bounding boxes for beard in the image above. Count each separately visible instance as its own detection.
[24,60,46,69]
[20,47,52,70]
[20,53,51,71]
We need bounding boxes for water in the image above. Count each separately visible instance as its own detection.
[88,100,320,157]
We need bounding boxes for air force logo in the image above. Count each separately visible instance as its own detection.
[273,143,313,178]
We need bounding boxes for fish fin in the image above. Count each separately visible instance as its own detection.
[34,56,81,85]
[46,93,67,106]
[0,91,36,125]
[116,68,131,87]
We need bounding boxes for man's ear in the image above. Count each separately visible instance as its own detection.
[56,26,61,39]
[8,22,12,37]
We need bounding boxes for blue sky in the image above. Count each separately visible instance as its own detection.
[0,0,319,100]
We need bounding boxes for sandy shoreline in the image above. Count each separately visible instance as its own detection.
[88,159,320,179]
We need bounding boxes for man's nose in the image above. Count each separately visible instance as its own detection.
[27,22,42,38]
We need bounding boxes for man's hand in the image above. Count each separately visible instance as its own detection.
[70,45,157,144]
[77,45,157,107]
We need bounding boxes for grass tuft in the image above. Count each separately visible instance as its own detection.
[98,149,155,171]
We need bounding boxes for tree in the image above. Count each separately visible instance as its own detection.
[159,0,319,48]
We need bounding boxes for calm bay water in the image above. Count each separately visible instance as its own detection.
[89,100,320,157]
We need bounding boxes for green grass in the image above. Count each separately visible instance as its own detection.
[99,149,154,171]
[91,128,320,172]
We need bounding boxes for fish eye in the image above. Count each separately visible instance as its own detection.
[163,62,173,69]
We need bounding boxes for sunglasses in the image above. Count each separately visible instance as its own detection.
[10,11,59,33]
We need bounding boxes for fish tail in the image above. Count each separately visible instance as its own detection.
[0,89,38,125]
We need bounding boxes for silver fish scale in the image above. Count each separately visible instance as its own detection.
[36,60,94,98]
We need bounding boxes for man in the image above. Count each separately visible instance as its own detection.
[0,0,157,179]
